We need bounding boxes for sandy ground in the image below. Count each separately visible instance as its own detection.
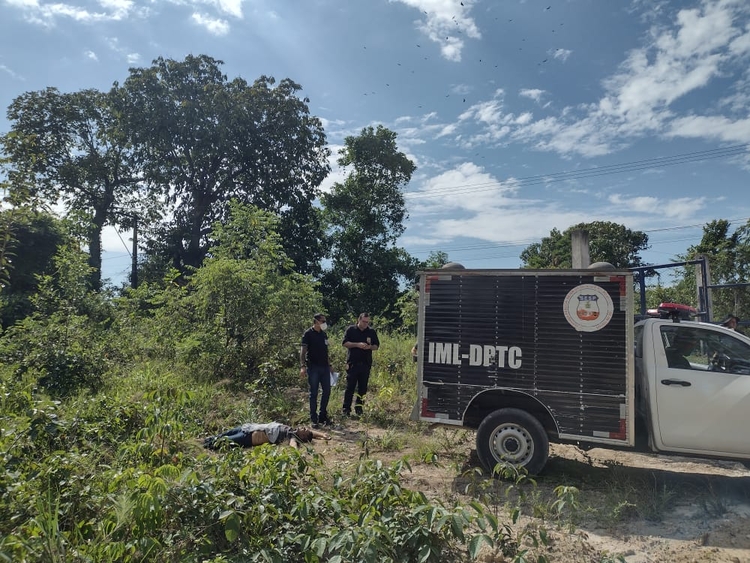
[312,421,750,563]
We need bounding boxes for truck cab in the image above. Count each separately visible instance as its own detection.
[635,317,750,460]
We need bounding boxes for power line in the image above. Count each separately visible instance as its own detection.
[405,216,750,257]
[405,143,749,200]
[101,252,131,261]
[114,229,132,258]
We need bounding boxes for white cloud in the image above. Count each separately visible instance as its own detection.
[101,225,133,253]
[404,166,712,250]
[214,0,243,18]
[84,50,98,61]
[98,0,133,18]
[446,0,750,158]
[406,162,588,244]
[515,112,533,125]
[553,48,572,62]
[430,208,587,245]
[450,83,471,95]
[728,24,750,55]
[319,117,347,130]
[160,0,244,19]
[409,162,524,215]
[6,0,40,7]
[191,12,230,35]
[318,144,346,194]
[608,193,707,218]
[6,0,135,26]
[389,0,481,62]
[519,89,545,103]
[436,123,457,138]
[0,64,24,80]
[105,37,142,63]
[666,114,750,143]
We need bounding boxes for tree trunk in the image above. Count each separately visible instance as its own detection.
[89,189,114,290]
[88,221,103,291]
[184,193,211,269]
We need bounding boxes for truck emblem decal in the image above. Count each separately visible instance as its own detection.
[563,284,614,332]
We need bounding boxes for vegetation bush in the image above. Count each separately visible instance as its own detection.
[0,240,117,397]
[0,369,490,563]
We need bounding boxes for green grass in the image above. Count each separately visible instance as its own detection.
[3,329,740,563]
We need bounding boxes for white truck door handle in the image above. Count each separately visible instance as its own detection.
[660,378,691,387]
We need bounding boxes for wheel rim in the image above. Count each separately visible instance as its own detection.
[488,423,534,466]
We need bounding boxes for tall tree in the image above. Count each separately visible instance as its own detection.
[676,219,750,321]
[520,221,650,269]
[321,125,417,322]
[2,87,145,290]
[119,55,330,274]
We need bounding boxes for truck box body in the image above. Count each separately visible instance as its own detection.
[414,268,635,447]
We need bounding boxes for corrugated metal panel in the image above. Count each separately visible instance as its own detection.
[418,270,631,442]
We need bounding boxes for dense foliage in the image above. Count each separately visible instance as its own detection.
[0,207,68,327]
[118,55,331,274]
[3,87,145,290]
[520,221,650,270]
[321,125,418,322]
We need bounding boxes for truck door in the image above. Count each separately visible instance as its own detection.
[652,324,750,455]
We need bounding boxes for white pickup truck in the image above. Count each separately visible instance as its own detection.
[411,267,750,474]
[635,316,750,465]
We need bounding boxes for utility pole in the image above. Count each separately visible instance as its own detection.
[695,254,712,321]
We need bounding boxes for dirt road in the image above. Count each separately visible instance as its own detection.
[317,423,750,562]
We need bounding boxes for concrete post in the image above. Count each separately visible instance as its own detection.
[571,229,590,269]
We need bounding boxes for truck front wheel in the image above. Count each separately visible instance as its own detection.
[476,408,549,475]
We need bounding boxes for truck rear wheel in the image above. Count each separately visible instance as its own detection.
[476,408,549,475]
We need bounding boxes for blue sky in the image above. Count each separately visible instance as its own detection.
[2,0,750,285]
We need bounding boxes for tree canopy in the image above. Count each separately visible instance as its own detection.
[676,219,750,322]
[2,87,145,289]
[320,125,417,323]
[520,221,650,269]
[119,55,330,273]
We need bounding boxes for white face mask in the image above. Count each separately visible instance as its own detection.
[319,322,328,331]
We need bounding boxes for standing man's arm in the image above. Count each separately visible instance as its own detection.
[369,329,380,351]
[299,343,307,376]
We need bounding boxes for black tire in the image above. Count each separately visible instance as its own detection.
[476,408,549,475]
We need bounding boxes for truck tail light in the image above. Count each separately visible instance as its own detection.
[420,397,436,418]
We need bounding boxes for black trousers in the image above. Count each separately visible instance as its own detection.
[342,363,371,415]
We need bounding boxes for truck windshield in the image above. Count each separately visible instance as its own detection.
[660,325,750,374]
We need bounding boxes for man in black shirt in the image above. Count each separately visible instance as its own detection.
[300,313,333,426]
[342,312,380,417]
[665,330,697,369]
